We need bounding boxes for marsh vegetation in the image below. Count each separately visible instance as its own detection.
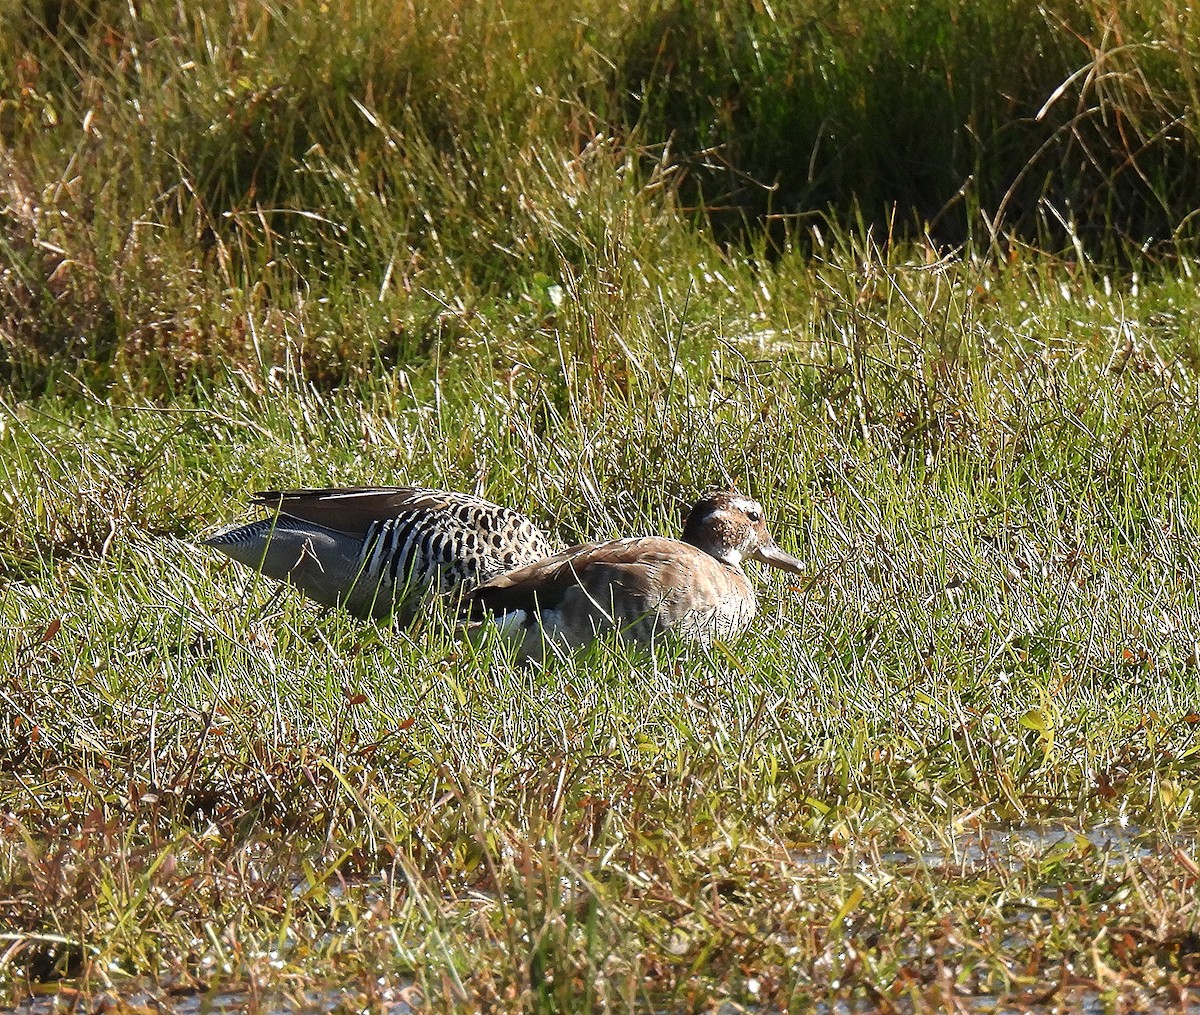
[4,0,1200,1010]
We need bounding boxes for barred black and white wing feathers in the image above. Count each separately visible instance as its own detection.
[204,486,555,620]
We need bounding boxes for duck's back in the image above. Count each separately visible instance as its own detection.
[470,536,756,659]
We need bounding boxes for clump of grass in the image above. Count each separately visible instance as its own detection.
[5,0,1200,393]
[619,0,1200,250]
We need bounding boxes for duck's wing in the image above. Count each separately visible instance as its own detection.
[250,487,485,538]
[468,537,689,616]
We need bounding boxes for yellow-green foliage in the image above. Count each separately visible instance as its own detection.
[3,0,1200,392]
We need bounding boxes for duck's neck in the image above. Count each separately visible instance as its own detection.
[687,537,745,569]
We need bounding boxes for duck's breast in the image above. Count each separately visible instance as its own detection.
[642,548,756,642]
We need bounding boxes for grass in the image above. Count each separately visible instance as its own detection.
[4,0,1200,1011]
[6,0,1200,394]
[5,244,1200,1010]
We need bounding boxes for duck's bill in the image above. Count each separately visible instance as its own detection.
[752,542,806,575]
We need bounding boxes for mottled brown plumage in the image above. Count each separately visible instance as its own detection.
[469,491,803,661]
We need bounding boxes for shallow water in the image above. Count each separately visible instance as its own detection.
[9,985,415,1015]
[11,977,1197,1014]
[813,992,1200,1015]
[791,820,1179,872]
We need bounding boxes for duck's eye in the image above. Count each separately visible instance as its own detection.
[746,510,761,523]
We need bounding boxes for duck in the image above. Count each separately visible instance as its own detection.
[202,486,555,621]
[467,490,803,662]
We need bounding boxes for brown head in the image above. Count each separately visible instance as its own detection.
[680,491,804,574]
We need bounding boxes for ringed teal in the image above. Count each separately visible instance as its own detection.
[468,491,804,662]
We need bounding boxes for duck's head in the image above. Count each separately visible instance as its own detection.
[681,491,805,574]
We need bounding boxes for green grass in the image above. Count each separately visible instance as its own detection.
[5,244,1200,1009]
[5,0,1200,1011]
[5,0,1200,395]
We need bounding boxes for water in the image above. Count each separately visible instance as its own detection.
[789,821,1199,1015]
[813,992,1200,1014]
[9,975,1196,1015]
[8,985,415,1015]
[791,819,1172,872]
